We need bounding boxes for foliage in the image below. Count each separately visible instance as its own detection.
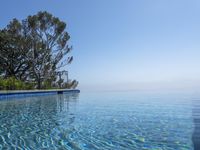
[0,11,78,90]
[62,80,79,89]
[0,77,35,90]
[42,80,53,89]
[22,11,73,89]
[0,20,32,80]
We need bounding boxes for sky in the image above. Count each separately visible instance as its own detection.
[1,0,200,91]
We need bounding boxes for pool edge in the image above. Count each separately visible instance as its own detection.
[0,89,80,100]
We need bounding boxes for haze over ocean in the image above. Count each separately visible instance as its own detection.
[1,0,200,91]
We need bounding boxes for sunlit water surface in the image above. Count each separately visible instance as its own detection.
[0,91,199,150]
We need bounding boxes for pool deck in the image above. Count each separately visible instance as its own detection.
[0,89,80,100]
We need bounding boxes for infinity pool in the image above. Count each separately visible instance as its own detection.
[0,91,199,149]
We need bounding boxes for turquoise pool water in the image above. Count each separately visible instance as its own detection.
[0,91,198,149]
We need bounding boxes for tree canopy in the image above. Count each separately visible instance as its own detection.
[0,11,78,89]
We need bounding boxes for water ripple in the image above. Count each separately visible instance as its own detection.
[0,92,196,149]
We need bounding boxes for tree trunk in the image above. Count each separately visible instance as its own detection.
[37,74,41,89]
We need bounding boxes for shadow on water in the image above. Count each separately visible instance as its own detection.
[192,98,200,150]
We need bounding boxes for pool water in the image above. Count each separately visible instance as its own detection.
[0,91,199,149]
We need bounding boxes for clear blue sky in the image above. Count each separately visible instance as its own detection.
[1,0,200,91]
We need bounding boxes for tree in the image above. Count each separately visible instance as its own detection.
[0,20,32,80]
[23,11,73,89]
[0,31,5,76]
[0,11,77,89]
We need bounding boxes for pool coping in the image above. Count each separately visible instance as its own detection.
[0,89,80,100]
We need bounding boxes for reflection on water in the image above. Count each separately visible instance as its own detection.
[192,98,200,150]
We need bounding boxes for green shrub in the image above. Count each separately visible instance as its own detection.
[24,82,35,90]
[62,80,79,89]
[0,77,4,90]
[43,80,52,89]
[0,77,35,90]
